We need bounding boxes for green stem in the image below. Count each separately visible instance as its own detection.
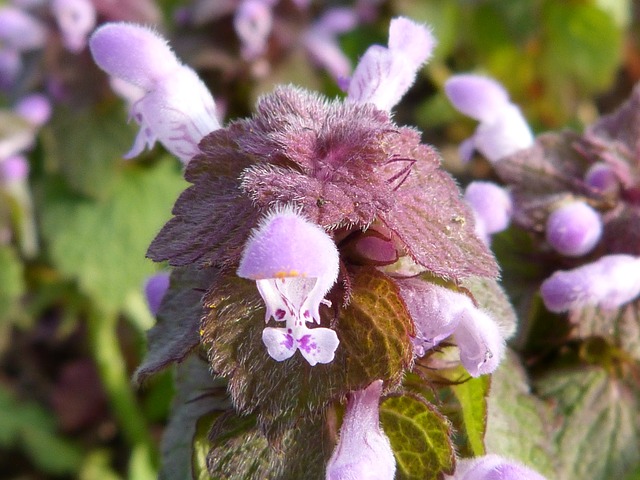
[87,307,158,473]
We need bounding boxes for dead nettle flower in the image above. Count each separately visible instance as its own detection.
[464,181,513,245]
[89,23,221,163]
[444,74,534,163]
[144,271,171,316]
[51,0,97,53]
[325,380,395,480]
[446,454,548,480]
[541,254,640,313]
[396,279,505,376]
[136,16,502,375]
[237,207,340,366]
[233,0,276,61]
[0,5,46,89]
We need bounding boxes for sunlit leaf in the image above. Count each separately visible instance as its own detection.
[380,394,455,480]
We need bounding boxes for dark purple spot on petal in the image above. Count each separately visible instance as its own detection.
[275,309,286,320]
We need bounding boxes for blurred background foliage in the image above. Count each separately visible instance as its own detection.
[0,0,638,478]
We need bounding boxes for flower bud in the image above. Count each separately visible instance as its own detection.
[584,162,620,196]
[464,181,512,244]
[14,94,52,127]
[51,0,97,53]
[326,380,396,480]
[446,454,547,480]
[144,272,170,316]
[545,201,602,257]
[541,254,640,313]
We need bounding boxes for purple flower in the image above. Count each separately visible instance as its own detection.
[233,0,275,61]
[446,454,547,480]
[584,162,620,196]
[14,93,52,127]
[397,279,505,377]
[144,272,171,316]
[545,201,602,257]
[303,7,358,85]
[541,254,640,313]
[464,181,512,244]
[237,207,340,366]
[0,155,29,183]
[0,6,47,52]
[326,380,396,480]
[51,0,97,53]
[445,74,534,163]
[347,17,436,111]
[89,23,221,163]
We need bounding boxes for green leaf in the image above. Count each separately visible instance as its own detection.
[569,299,640,362]
[0,245,24,324]
[380,394,454,480]
[484,350,555,477]
[158,355,229,480]
[201,267,414,440]
[42,102,136,199]
[38,159,186,313]
[0,386,83,476]
[541,1,622,91]
[535,367,640,480]
[451,375,490,456]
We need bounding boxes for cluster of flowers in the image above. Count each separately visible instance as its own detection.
[445,75,640,317]
[90,15,548,480]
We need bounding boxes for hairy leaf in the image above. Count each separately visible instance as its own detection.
[380,394,455,480]
[379,131,498,280]
[484,351,555,477]
[569,299,640,362]
[158,355,229,480]
[135,267,219,384]
[200,268,413,440]
[535,367,640,480]
[38,160,186,313]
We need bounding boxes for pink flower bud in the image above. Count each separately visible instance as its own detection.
[541,254,640,313]
[0,6,47,51]
[144,272,170,316]
[447,454,547,480]
[545,201,602,257]
[464,181,512,243]
[584,162,620,196]
[0,155,29,183]
[51,0,97,53]
[326,380,396,480]
[14,94,51,127]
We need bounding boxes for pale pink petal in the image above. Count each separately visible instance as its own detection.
[454,308,505,377]
[444,75,510,123]
[51,0,97,53]
[326,380,395,480]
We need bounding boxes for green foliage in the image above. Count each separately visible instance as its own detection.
[536,367,640,480]
[450,375,490,457]
[0,245,24,325]
[0,385,83,476]
[380,394,455,480]
[38,159,186,314]
[484,351,555,477]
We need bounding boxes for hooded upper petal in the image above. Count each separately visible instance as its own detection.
[447,454,548,480]
[347,17,435,111]
[326,380,396,480]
